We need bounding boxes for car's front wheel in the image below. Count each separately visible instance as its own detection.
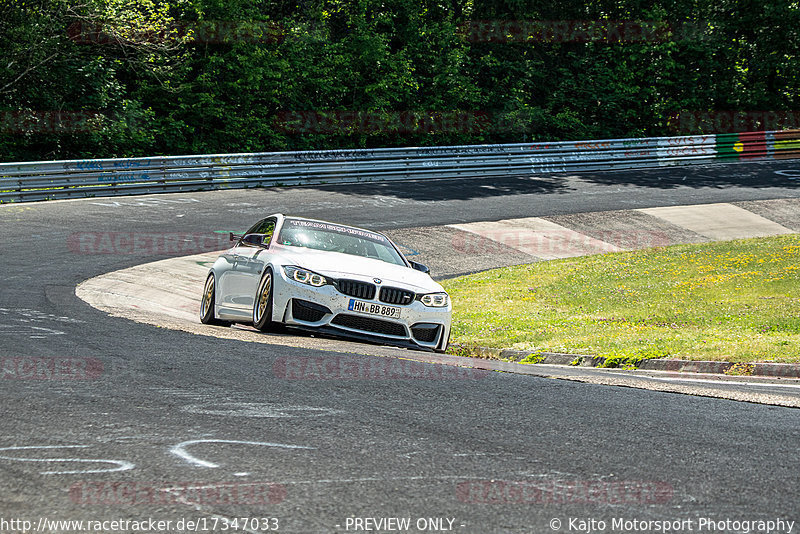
[200,273,229,326]
[253,267,276,331]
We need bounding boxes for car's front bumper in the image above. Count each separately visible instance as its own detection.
[271,271,451,352]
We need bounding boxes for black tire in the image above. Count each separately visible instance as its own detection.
[200,273,229,326]
[253,267,276,331]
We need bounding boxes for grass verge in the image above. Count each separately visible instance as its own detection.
[441,235,800,363]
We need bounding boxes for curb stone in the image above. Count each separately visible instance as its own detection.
[449,344,800,379]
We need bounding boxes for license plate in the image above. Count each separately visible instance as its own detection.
[348,299,401,319]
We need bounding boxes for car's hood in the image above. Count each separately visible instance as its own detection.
[273,245,443,292]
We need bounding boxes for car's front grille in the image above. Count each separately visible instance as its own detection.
[292,299,330,323]
[379,286,414,305]
[411,323,442,343]
[331,314,407,337]
[337,279,376,300]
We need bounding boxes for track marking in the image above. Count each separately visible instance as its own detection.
[181,402,343,418]
[0,445,134,474]
[775,170,800,179]
[638,375,800,390]
[170,439,314,469]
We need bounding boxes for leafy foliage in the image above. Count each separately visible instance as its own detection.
[1,0,798,160]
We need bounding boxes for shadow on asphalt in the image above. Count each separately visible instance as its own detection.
[299,160,800,202]
[309,174,571,201]
[578,161,800,189]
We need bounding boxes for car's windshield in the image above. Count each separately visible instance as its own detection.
[278,218,407,266]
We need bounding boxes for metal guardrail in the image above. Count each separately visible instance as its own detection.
[1,130,799,203]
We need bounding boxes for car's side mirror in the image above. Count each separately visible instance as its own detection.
[242,234,269,248]
[409,260,430,274]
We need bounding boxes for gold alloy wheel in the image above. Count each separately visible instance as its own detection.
[201,275,214,318]
[256,271,272,323]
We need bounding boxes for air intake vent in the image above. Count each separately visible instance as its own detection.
[292,299,330,323]
[411,323,442,343]
[331,314,406,337]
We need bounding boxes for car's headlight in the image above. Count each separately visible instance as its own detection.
[283,266,328,287]
[417,292,449,307]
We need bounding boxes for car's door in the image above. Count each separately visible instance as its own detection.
[214,247,241,317]
[225,217,277,312]
[218,218,265,314]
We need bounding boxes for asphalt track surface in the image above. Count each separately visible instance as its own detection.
[1,160,800,533]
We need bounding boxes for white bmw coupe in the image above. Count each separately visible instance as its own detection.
[201,214,451,352]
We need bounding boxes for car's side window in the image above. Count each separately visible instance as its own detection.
[244,220,264,237]
[254,218,277,246]
[239,217,277,247]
